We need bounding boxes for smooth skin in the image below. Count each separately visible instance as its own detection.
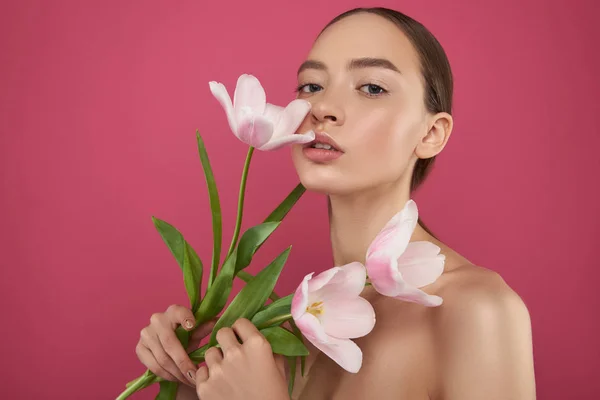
[136,12,536,400]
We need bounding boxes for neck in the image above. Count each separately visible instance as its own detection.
[328,181,431,267]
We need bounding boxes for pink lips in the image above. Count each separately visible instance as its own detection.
[302,131,344,163]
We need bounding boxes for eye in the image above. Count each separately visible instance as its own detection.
[296,83,323,94]
[359,84,387,97]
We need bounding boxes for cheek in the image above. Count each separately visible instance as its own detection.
[349,108,416,165]
[289,103,423,194]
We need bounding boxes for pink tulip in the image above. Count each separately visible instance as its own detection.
[209,74,315,150]
[291,262,375,373]
[365,200,445,307]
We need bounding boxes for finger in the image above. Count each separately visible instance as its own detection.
[155,322,198,385]
[215,327,241,356]
[136,342,179,383]
[194,318,219,338]
[196,365,209,399]
[145,329,193,385]
[196,365,209,384]
[164,304,196,331]
[231,318,261,342]
[187,318,218,351]
[204,347,223,369]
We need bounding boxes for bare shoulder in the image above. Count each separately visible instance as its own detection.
[435,263,531,328]
[430,263,536,399]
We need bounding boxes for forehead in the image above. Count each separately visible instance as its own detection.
[308,13,420,72]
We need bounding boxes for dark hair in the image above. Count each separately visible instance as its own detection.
[321,7,454,238]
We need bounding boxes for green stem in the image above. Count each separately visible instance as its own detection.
[117,313,292,399]
[189,343,211,363]
[226,147,255,259]
[118,344,210,399]
[257,313,293,330]
[116,373,153,400]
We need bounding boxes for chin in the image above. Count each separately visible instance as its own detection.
[293,162,354,195]
[291,145,366,195]
[298,174,335,195]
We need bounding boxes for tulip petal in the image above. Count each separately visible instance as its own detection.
[291,272,312,320]
[309,335,364,373]
[294,312,329,343]
[263,103,283,127]
[366,200,418,259]
[315,262,367,300]
[392,284,443,307]
[365,252,402,297]
[397,242,445,288]
[258,100,314,151]
[209,81,237,134]
[321,296,375,339]
[307,267,342,294]
[257,130,315,151]
[236,114,274,149]
[233,74,266,116]
[271,99,311,139]
[367,250,444,307]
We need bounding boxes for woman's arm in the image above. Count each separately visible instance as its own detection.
[438,281,536,399]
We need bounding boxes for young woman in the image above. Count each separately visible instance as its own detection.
[135,7,536,400]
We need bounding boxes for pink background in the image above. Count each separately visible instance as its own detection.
[1,0,598,398]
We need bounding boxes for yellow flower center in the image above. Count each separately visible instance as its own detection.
[306,301,324,316]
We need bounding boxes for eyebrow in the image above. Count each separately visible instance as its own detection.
[297,57,401,75]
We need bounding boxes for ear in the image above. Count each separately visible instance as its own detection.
[415,112,453,159]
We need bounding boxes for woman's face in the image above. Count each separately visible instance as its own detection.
[291,13,435,196]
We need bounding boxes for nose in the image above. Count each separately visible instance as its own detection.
[309,90,345,127]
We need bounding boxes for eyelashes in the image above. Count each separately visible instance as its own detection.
[294,82,389,97]
[360,84,387,96]
[295,83,322,94]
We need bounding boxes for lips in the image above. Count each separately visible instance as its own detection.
[301,131,344,163]
[304,131,343,153]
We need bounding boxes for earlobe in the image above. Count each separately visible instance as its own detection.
[415,112,453,159]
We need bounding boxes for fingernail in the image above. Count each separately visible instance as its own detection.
[184,319,194,329]
[187,370,196,384]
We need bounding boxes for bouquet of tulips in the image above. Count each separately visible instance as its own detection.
[117,74,446,399]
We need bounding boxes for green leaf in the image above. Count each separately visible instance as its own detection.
[194,250,237,324]
[287,356,297,397]
[152,217,203,311]
[287,318,308,377]
[188,248,203,312]
[197,131,222,289]
[228,183,305,306]
[261,326,309,357]
[152,217,201,272]
[263,183,305,223]
[182,241,200,311]
[209,247,291,346]
[156,381,178,400]
[235,221,281,274]
[301,354,306,377]
[251,294,292,328]
[237,270,280,302]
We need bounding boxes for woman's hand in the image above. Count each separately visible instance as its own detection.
[196,318,289,400]
[136,304,216,387]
